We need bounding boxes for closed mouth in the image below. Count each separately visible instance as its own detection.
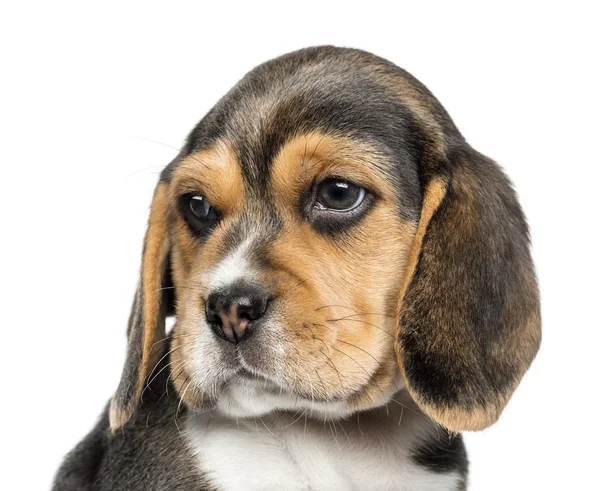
[232,367,285,395]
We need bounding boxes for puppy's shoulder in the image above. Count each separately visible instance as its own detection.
[53,366,215,491]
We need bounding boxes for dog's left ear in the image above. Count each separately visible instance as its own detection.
[396,145,541,432]
[109,181,173,431]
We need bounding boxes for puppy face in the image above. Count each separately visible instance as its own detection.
[167,132,415,419]
[110,47,541,432]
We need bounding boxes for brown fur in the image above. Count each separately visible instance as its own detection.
[164,131,415,411]
[109,183,171,431]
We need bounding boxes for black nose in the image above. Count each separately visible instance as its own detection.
[205,284,270,344]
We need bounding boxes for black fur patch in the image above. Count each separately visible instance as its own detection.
[411,430,468,481]
[53,342,216,491]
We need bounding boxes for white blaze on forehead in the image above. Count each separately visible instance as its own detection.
[207,236,258,291]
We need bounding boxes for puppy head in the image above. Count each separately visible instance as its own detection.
[109,47,541,432]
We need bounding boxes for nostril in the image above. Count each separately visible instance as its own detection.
[205,296,222,325]
[206,309,219,324]
[256,297,270,318]
[237,296,270,321]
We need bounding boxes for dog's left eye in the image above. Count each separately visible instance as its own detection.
[315,179,366,211]
[189,195,214,219]
[180,194,220,234]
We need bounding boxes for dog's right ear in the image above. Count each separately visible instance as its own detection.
[109,181,172,431]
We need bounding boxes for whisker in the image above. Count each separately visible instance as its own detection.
[131,135,182,153]
[337,418,351,444]
[315,304,358,312]
[329,312,395,320]
[174,378,192,434]
[154,285,204,294]
[260,418,284,443]
[144,355,179,394]
[280,410,308,430]
[329,345,388,399]
[167,361,189,396]
[141,345,180,402]
[329,419,342,452]
[123,166,164,180]
[387,398,420,415]
[398,402,404,427]
[325,318,394,339]
[335,339,401,393]
[319,349,347,391]
[356,412,364,436]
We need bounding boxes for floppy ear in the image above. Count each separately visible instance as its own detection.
[396,146,541,432]
[109,182,172,431]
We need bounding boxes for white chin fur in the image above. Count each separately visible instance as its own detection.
[215,378,348,419]
[213,372,404,421]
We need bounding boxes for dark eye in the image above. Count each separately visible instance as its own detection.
[315,179,366,211]
[181,194,220,232]
[189,195,214,219]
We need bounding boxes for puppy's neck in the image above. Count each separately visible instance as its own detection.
[183,391,463,491]
[209,370,407,422]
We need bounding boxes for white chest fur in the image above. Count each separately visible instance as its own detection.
[184,393,462,491]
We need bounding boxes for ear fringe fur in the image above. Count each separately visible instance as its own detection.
[109,183,171,432]
[395,152,541,432]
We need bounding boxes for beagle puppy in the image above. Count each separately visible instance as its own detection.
[53,46,541,491]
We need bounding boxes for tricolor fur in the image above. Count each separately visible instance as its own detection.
[53,46,541,491]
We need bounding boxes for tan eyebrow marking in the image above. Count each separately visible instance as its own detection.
[270,131,397,212]
[169,140,245,214]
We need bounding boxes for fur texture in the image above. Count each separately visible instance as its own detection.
[53,46,540,490]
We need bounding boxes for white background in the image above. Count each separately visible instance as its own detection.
[1,1,598,489]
